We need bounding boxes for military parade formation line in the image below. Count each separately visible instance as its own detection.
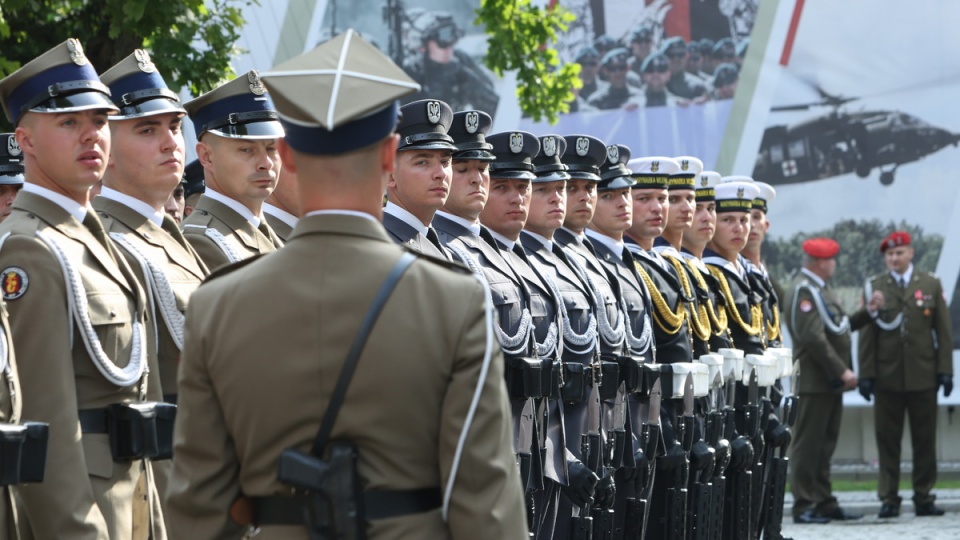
[0,29,951,540]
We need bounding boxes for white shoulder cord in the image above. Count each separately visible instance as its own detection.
[201,227,243,264]
[448,244,535,356]
[36,230,146,387]
[0,232,20,424]
[864,278,902,331]
[443,273,496,521]
[109,232,185,350]
[792,280,850,336]
[564,250,625,349]
[621,295,654,355]
[539,267,598,355]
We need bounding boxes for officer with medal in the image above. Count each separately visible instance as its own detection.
[786,238,879,524]
[859,231,953,518]
[0,133,24,222]
[517,132,613,540]
[432,112,559,539]
[582,146,660,540]
[0,38,166,539]
[180,70,285,271]
[166,31,527,539]
[382,99,456,259]
[262,166,301,242]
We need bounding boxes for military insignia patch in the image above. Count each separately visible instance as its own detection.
[542,136,556,157]
[700,176,708,187]
[575,137,589,156]
[427,101,442,124]
[248,71,266,96]
[6,136,20,157]
[1,267,28,300]
[799,299,812,312]
[135,49,156,73]
[67,38,87,66]
[651,161,659,173]
[681,159,689,171]
[606,145,619,164]
[509,132,523,153]
[737,187,745,198]
[465,111,479,133]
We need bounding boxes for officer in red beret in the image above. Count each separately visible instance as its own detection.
[859,230,953,518]
[785,237,883,523]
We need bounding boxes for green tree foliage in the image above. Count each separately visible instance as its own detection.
[0,0,254,128]
[765,219,944,289]
[476,0,580,124]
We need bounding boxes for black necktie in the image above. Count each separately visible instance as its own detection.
[898,276,906,289]
[83,212,118,263]
[425,227,449,260]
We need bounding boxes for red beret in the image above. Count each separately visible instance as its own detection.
[802,237,839,259]
[880,231,911,253]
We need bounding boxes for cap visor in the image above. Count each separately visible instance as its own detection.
[30,91,119,115]
[399,141,458,152]
[0,173,24,185]
[533,170,572,183]
[454,149,496,161]
[491,170,536,181]
[112,98,186,120]
[598,176,634,190]
[568,170,601,182]
[207,120,285,140]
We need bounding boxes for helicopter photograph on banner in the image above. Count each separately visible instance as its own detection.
[753,84,960,186]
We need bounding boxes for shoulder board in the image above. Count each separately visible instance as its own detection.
[181,212,215,232]
[199,254,265,287]
[403,245,471,274]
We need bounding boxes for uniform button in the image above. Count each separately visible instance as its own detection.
[109,310,117,318]
[143,233,150,239]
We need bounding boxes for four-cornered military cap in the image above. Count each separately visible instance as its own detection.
[396,99,456,152]
[629,27,654,44]
[575,46,600,65]
[488,131,539,181]
[182,159,205,199]
[713,63,739,87]
[260,29,419,155]
[531,135,570,183]
[100,50,185,120]
[0,38,118,125]
[696,171,721,202]
[712,38,736,59]
[641,53,670,74]
[669,156,703,191]
[628,156,678,189]
[185,70,284,140]
[661,36,687,57]
[880,231,911,253]
[0,134,25,185]
[715,178,759,213]
[561,135,605,182]
[752,181,776,213]
[598,144,633,190]
[802,238,839,259]
[447,110,494,161]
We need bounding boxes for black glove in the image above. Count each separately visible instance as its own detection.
[689,439,716,474]
[594,468,617,509]
[859,378,874,402]
[938,374,954,397]
[728,436,754,472]
[561,460,598,507]
[656,441,687,472]
[621,448,650,481]
[764,418,792,449]
[712,437,731,478]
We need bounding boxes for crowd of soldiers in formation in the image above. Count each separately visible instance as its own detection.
[572,29,745,112]
[0,34,790,540]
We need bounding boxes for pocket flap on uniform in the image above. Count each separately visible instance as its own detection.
[82,433,114,479]
[86,292,133,325]
[489,285,521,307]
[528,293,548,318]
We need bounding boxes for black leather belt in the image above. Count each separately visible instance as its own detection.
[163,394,178,405]
[78,408,109,433]
[251,487,441,524]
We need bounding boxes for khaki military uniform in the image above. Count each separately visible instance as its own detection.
[166,214,527,540]
[0,304,21,540]
[262,208,295,243]
[859,269,953,506]
[0,192,165,539]
[785,268,872,516]
[180,194,283,271]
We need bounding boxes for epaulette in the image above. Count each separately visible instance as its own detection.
[401,245,471,275]
[181,211,215,233]
[199,253,265,287]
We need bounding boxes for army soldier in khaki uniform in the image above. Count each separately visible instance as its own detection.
[786,238,881,524]
[166,31,527,539]
[0,133,24,222]
[858,230,954,518]
[0,39,166,539]
[180,71,285,271]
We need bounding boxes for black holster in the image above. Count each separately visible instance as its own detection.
[598,360,619,401]
[561,362,587,403]
[277,442,366,540]
[0,421,49,485]
[505,356,554,399]
[614,355,645,393]
[104,402,176,462]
